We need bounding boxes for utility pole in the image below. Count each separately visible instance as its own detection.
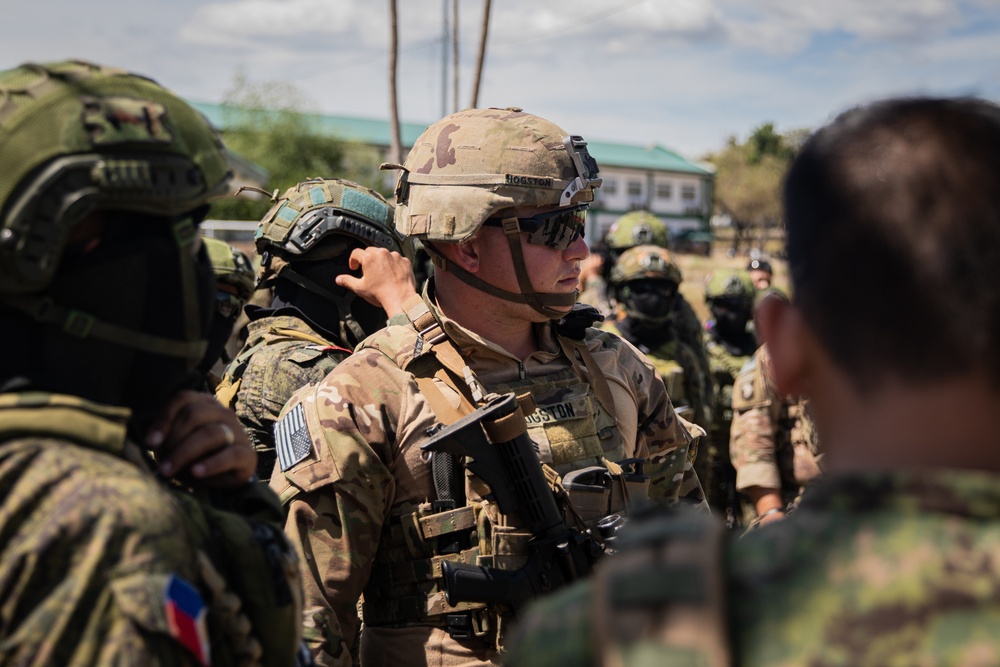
[452,0,460,113]
[441,0,448,118]
[469,0,492,109]
[388,0,402,165]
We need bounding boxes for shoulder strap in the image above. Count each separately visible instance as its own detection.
[399,295,484,426]
[555,334,619,427]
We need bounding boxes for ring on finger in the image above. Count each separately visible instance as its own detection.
[219,422,235,446]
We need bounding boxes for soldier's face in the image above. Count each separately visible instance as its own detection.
[476,204,590,317]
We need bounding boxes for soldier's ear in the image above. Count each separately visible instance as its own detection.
[756,296,812,398]
[440,238,482,273]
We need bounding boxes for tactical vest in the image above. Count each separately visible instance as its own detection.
[216,320,350,413]
[0,393,305,667]
[360,299,648,646]
[603,323,690,420]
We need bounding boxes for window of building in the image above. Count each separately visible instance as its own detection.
[627,180,643,197]
[602,179,618,196]
[656,182,673,200]
[681,184,697,201]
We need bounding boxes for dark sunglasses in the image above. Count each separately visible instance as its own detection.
[483,204,588,251]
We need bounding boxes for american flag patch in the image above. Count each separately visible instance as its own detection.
[164,574,210,666]
[275,403,312,471]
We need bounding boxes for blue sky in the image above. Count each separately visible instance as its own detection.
[3,0,999,158]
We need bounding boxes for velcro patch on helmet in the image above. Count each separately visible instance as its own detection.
[275,403,312,472]
[82,96,173,145]
[342,188,390,225]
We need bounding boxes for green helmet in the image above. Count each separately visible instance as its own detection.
[255,177,405,259]
[609,245,682,287]
[388,107,601,318]
[0,60,231,295]
[604,210,669,252]
[0,60,234,413]
[705,270,755,303]
[203,236,255,302]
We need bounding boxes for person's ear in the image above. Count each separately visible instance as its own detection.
[437,237,482,273]
[755,296,812,397]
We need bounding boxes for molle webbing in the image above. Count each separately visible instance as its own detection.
[362,504,486,626]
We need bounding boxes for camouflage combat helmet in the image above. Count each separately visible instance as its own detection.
[254,177,407,345]
[0,60,232,369]
[609,244,682,323]
[385,107,601,318]
[604,210,670,252]
[255,177,404,259]
[0,60,231,295]
[203,236,255,302]
[705,270,755,303]
[609,245,682,287]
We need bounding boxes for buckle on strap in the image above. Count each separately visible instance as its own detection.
[445,609,490,640]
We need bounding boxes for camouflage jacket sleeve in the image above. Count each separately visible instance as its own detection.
[729,348,782,491]
[268,350,407,667]
[589,329,705,507]
[1,438,215,667]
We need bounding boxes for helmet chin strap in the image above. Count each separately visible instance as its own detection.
[423,217,578,320]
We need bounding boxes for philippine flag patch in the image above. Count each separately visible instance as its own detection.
[164,574,211,666]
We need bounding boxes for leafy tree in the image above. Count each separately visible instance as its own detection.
[210,71,388,220]
[706,123,808,253]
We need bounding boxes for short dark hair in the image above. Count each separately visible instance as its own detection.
[784,97,1000,390]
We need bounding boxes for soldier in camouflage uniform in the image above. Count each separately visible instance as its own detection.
[269,108,704,666]
[199,236,255,389]
[730,343,822,526]
[504,96,1000,666]
[701,270,758,524]
[215,178,416,480]
[0,61,304,666]
[602,244,713,432]
[580,210,711,387]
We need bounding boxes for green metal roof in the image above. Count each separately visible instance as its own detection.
[586,140,713,176]
[189,101,710,176]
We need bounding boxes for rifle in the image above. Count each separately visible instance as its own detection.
[421,392,605,614]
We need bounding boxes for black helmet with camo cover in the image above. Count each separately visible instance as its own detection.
[386,107,601,318]
[254,177,410,346]
[0,60,233,412]
[255,177,405,260]
[609,244,682,323]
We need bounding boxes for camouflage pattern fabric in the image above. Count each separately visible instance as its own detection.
[702,331,755,517]
[269,290,702,666]
[0,393,302,667]
[672,297,712,388]
[504,469,1000,667]
[217,313,349,480]
[602,320,713,433]
[730,345,822,513]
